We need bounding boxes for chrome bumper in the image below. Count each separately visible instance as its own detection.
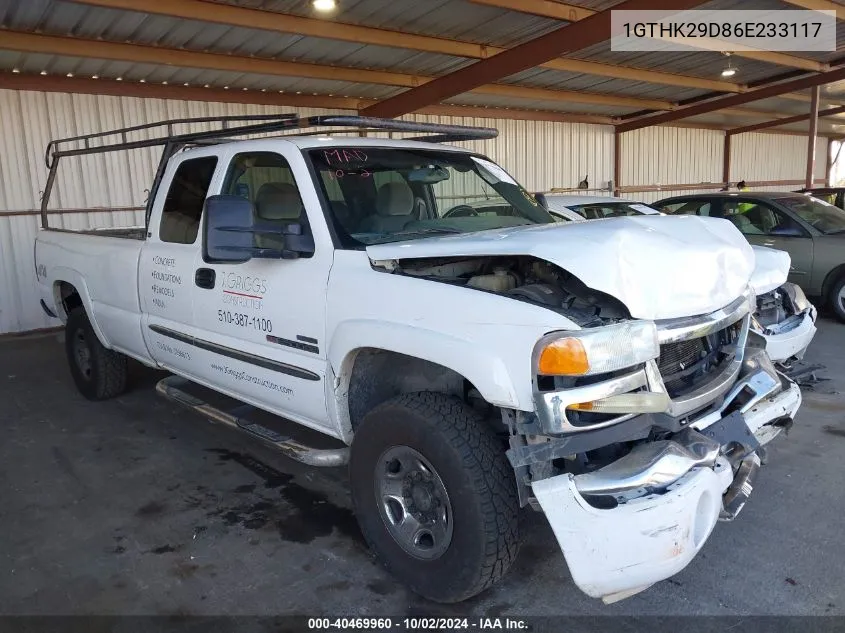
[534,294,753,435]
[570,373,801,504]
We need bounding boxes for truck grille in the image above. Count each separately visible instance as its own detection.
[657,321,742,397]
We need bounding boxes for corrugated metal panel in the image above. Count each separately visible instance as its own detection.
[621,127,724,191]
[0,0,563,54]
[730,133,823,182]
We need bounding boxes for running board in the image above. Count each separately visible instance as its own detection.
[156,376,349,467]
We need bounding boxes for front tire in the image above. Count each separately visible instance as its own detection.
[829,275,845,323]
[349,392,519,603]
[65,307,128,400]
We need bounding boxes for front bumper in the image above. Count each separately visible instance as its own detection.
[758,307,817,363]
[531,377,801,603]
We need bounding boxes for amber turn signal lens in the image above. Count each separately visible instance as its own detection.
[537,338,590,375]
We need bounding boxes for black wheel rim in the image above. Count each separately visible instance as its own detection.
[375,445,453,560]
[72,330,92,379]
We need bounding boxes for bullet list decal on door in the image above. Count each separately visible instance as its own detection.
[220,271,267,311]
[150,255,181,310]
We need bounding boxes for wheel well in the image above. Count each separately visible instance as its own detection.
[821,264,845,301]
[345,348,480,431]
[54,281,83,319]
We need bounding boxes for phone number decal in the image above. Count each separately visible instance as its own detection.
[217,310,273,332]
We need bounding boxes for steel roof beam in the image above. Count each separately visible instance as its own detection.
[727,104,845,135]
[469,0,828,72]
[70,0,745,94]
[0,30,677,112]
[0,72,617,125]
[617,65,845,132]
[361,0,711,118]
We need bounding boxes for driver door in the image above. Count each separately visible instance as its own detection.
[188,147,334,434]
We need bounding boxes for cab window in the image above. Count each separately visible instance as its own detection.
[159,157,218,244]
[222,151,312,255]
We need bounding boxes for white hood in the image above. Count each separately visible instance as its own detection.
[749,245,791,295]
[367,215,755,320]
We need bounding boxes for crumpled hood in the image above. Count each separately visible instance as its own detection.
[749,245,790,295]
[367,215,755,320]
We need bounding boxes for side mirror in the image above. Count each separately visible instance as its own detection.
[203,195,315,263]
[204,195,255,263]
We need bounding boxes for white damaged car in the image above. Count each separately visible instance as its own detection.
[536,193,818,368]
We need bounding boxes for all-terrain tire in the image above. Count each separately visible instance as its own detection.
[65,307,128,400]
[829,275,845,323]
[349,391,520,603]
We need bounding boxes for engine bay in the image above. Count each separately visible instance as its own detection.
[375,255,630,326]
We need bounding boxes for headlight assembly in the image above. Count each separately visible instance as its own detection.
[535,320,660,376]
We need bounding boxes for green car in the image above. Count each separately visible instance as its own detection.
[655,192,845,322]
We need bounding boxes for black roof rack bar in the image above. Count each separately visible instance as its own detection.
[44,113,498,168]
[44,114,301,168]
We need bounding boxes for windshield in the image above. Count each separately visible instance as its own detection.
[775,196,845,234]
[567,201,661,219]
[306,147,553,246]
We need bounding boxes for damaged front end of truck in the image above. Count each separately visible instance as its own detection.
[367,214,804,603]
[508,290,801,602]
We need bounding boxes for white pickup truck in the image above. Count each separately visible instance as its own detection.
[35,115,803,604]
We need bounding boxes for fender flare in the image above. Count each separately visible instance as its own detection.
[50,267,112,349]
[328,319,522,412]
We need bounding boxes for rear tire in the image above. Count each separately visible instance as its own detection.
[65,307,128,400]
[829,275,845,323]
[349,392,519,603]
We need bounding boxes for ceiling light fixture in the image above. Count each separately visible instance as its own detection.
[66,72,74,77]
[312,0,337,12]
[91,74,99,79]
[721,52,738,78]
[40,70,47,75]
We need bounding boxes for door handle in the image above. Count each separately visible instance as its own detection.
[195,268,216,289]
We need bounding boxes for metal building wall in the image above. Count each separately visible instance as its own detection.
[0,88,614,334]
[619,126,724,204]
[619,127,827,204]
[730,132,827,187]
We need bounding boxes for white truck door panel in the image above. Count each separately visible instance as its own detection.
[188,147,333,433]
[140,152,222,376]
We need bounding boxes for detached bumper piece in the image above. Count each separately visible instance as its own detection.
[760,308,817,364]
[532,377,801,603]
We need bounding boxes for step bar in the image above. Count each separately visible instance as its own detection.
[156,376,349,467]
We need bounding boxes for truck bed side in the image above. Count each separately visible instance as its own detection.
[35,229,154,366]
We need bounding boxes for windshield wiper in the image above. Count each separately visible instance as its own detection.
[389,227,463,237]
